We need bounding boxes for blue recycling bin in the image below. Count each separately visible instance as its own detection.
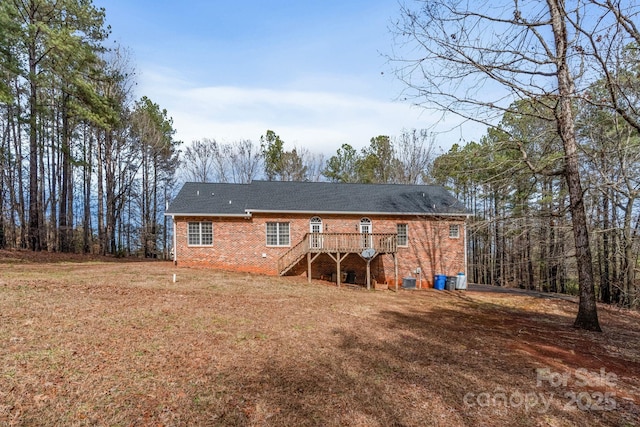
[434,274,446,290]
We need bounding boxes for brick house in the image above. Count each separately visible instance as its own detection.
[166,181,469,288]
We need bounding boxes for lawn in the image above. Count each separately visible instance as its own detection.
[0,250,639,426]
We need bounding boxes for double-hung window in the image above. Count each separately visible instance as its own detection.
[266,222,290,246]
[449,224,460,239]
[188,222,213,246]
[397,223,408,246]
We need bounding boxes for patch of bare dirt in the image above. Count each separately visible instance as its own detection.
[0,257,638,426]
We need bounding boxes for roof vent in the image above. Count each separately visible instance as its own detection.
[197,190,200,196]
[212,193,215,196]
[229,200,232,204]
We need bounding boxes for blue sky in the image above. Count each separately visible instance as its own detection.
[94,0,481,155]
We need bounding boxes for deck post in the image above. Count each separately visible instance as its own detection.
[394,253,398,292]
[336,252,341,288]
[277,233,397,286]
[366,259,371,290]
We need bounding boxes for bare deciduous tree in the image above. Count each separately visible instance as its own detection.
[390,0,639,331]
[181,138,263,184]
[181,139,221,183]
[297,147,325,182]
[394,129,439,184]
[228,139,262,184]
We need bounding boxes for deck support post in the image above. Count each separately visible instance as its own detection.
[328,251,349,288]
[278,234,398,289]
[306,252,322,283]
[336,252,341,288]
[366,259,371,290]
[394,253,399,292]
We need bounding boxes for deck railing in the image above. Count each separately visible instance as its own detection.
[278,236,310,275]
[278,233,397,275]
[306,233,397,254]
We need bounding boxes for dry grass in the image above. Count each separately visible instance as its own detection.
[0,250,639,426]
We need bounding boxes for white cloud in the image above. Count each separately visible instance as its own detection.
[138,68,484,156]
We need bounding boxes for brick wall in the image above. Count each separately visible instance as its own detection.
[173,213,466,287]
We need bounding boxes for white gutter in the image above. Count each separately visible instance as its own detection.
[165,212,252,218]
[164,209,471,218]
[245,209,470,217]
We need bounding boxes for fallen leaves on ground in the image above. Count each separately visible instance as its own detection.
[0,250,639,426]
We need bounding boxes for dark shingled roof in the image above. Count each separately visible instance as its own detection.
[166,181,469,216]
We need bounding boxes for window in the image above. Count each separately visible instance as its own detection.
[359,217,372,234]
[266,222,290,246]
[397,224,408,246]
[188,222,213,246]
[310,217,323,249]
[309,217,322,234]
[449,224,460,239]
[360,218,372,248]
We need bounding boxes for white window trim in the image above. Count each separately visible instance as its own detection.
[187,221,213,246]
[449,224,460,239]
[359,217,372,234]
[310,217,323,249]
[397,223,409,247]
[266,222,290,247]
[310,216,323,233]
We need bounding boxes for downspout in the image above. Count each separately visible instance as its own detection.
[464,217,469,282]
[172,216,177,265]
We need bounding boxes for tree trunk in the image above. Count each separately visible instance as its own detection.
[600,190,612,303]
[549,0,601,331]
[28,45,40,251]
[83,126,93,254]
[0,121,5,249]
[38,109,47,250]
[563,120,600,330]
[493,192,502,286]
[622,199,636,307]
[48,103,58,251]
[59,94,70,252]
[10,82,27,248]
[97,131,105,255]
[151,160,158,258]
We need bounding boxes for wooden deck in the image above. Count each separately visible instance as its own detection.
[278,233,398,288]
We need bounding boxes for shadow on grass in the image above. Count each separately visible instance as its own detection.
[207,298,640,426]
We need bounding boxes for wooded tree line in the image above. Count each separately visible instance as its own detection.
[0,0,437,259]
[390,0,640,325]
[433,90,640,308]
[0,0,179,257]
[180,128,438,186]
[2,0,640,326]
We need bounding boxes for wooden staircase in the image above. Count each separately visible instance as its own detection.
[277,233,398,276]
[278,234,311,276]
